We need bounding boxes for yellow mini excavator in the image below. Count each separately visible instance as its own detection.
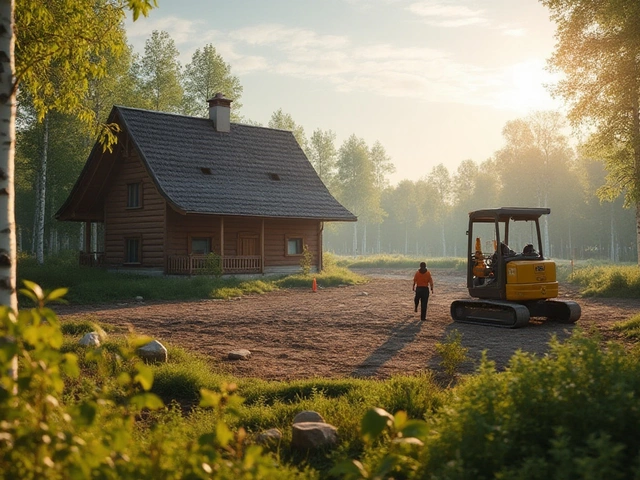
[450,207,581,328]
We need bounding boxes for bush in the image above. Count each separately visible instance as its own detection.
[569,264,640,297]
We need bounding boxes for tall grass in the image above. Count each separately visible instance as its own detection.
[328,253,465,270]
[568,264,640,297]
[18,254,367,305]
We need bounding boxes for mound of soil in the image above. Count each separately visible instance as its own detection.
[55,269,640,380]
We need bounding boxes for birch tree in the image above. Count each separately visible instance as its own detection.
[139,30,183,113]
[182,44,243,119]
[541,0,640,265]
[0,0,156,388]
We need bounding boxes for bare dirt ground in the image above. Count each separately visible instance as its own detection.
[54,269,640,380]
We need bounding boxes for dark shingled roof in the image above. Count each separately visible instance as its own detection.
[116,106,356,221]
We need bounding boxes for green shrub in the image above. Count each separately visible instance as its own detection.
[300,244,313,275]
[569,264,640,297]
[612,313,640,340]
[434,330,469,379]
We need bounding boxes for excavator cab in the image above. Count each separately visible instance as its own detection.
[451,207,581,328]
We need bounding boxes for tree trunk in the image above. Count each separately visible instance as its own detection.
[0,0,18,388]
[441,221,446,257]
[35,114,48,265]
[637,201,640,265]
[352,222,357,255]
[362,223,367,255]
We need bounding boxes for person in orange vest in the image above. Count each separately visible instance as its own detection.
[412,261,434,321]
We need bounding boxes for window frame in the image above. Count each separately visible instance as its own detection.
[124,237,142,265]
[126,182,142,209]
[189,236,212,255]
[285,236,304,256]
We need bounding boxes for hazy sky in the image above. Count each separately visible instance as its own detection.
[125,0,563,184]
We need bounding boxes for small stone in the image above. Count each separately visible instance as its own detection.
[293,410,325,424]
[135,296,144,302]
[137,340,168,363]
[255,428,282,446]
[79,332,101,347]
[291,422,338,450]
[228,349,251,360]
[356,291,369,296]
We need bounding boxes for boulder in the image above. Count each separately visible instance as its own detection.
[79,332,101,347]
[255,428,282,446]
[228,349,251,360]
[293,410,325,424]
[137,339,168,363]
[291,422,338,450]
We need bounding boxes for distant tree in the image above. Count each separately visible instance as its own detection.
[308,128,337,188]
[369,141,394,252]
[426,164,452,256]
[335,134,376,254]
[139,30,183,113]
[541,0,640,264]
[268,109,309,154]
[182,44,243,119]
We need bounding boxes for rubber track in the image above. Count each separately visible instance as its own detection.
[450,300,531,329]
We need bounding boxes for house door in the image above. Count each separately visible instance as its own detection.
[238,234,258,256]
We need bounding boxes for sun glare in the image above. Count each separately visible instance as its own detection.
[497,60,561,113]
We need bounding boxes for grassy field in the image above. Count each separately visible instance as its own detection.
[5,253,640,477]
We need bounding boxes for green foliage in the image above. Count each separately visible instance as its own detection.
[0,283,309,479]
[299,244,313,275]
[612,313,640,340]
[421,332,640,479]
[332,254,465,270]
[203,252,223,277]
[569,264,640,297]
[275,265,366,288]
[435,330,469,378]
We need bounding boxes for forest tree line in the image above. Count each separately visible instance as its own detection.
[16,28,638,264]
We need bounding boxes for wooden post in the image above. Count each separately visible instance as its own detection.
[261,218,265,273]
[220,217,224,273]
[84,221,91,252]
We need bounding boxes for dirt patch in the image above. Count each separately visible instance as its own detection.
[54,269,640,380]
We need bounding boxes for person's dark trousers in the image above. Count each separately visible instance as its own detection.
[414,286,430,320]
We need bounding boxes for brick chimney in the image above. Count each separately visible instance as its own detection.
[208,93,232,132]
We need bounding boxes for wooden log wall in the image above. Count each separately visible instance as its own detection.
[104,154,166,268]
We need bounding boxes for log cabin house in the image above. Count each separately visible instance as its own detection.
[55,94,356,275]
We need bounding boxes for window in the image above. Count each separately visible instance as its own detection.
[125,238,141,264]
[287,237,303,255]
[191,237,211,255]
[127,183,141,208]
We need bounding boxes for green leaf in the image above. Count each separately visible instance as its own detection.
[394,410,408,430]
[200,388,222,408]
[129,393,164,410]
[361,407,394,442]
[22,280,44,301]
[215,421,234,448]
[45,288,68,303]
[392,437,424,447]
[329,459,369,479]
[399,420,430,440]
[134,363,154,391]
[77,401,97,426]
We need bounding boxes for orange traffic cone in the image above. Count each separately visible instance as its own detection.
[312,277,317,292]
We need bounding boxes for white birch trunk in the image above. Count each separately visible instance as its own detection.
[404,224,408,255]
[35,114,48,265]
[352,222,357,255]
[441,222,446,257]
[0,0,18,386]
[362,223,367,255]
[91,222,97,252]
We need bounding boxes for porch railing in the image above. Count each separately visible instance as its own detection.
[167,255,261,275]
[79,252,105,267]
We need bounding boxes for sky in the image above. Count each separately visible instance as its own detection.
[125,0,563,185]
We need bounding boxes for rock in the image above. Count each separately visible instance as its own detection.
[79,332,101,347]
[135,296,144,302]
[293,410,325,424]
[228,349,251,360]
[255,428,282,446]
[291,422,338,450]
[356,291,369,296]
[137,339,168,363]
